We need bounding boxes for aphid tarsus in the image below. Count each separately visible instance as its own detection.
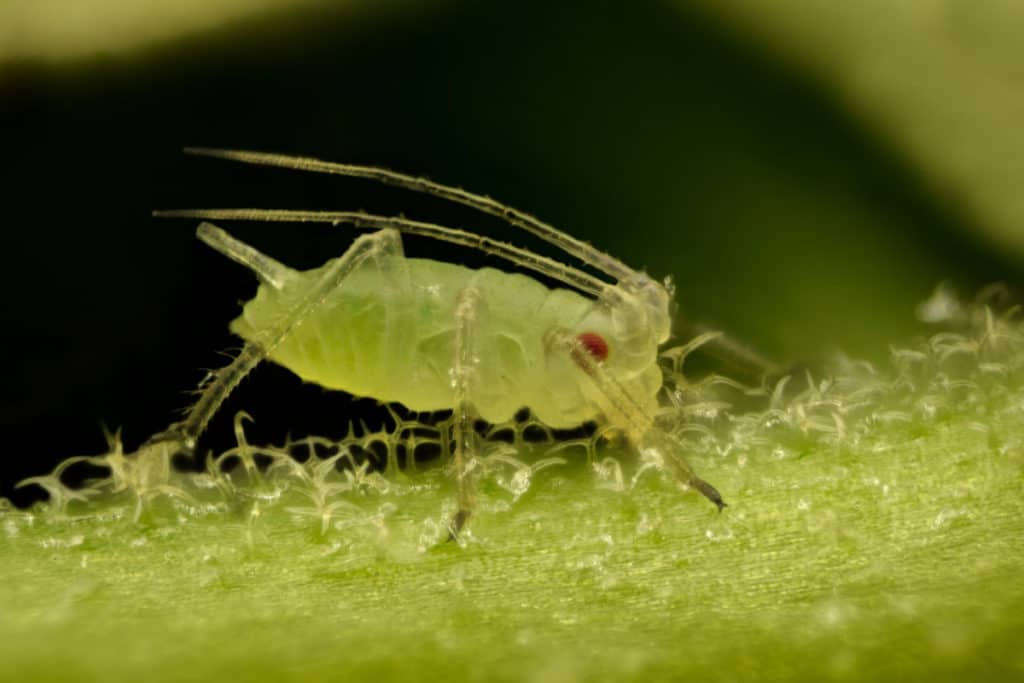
[149,148,726,538]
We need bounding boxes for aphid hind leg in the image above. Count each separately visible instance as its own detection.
[447,286,484,541]
[144,225,403,455]
[195,222,294,290]
[551,329,727,511]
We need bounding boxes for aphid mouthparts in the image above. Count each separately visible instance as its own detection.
[148,147,728,539]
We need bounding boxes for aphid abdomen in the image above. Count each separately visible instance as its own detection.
[230,250,409,401]
[229,254,605,424]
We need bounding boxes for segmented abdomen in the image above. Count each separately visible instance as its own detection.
[230,257,601,426]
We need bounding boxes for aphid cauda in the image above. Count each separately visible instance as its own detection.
[150,148,727,537]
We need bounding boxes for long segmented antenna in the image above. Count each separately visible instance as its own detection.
[154,208,608,298]
[183,147,637,282]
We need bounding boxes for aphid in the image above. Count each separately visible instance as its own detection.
[150,148,727,537]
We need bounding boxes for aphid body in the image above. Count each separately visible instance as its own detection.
[152,148,724,537]
[238,255,665,430]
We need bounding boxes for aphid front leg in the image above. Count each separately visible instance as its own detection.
[551,329,727,511]
[448,286,484,541]
[144,224,403,456]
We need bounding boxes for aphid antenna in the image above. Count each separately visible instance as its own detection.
[155,209,608,298]
[182,147,639,283]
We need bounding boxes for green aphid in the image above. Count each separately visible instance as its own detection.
[151,148,727,537]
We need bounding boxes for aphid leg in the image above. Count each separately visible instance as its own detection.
[195,222,293,290]
[677,321,786,385]
[447,286,484,541]
[143,225,403,455]
[551,329,727,511]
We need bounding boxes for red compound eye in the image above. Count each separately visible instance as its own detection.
[576,332,609,362]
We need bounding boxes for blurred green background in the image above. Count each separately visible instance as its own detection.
[1,0,1022,490]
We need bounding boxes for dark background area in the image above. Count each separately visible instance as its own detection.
[1,0,1019,505]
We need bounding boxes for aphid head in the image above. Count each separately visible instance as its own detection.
[606,272,674,346]
[550,273,673,432]
[566,272,673,377]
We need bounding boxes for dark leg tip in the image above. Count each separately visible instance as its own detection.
[446,508,472,542]
[692,477,727,512]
